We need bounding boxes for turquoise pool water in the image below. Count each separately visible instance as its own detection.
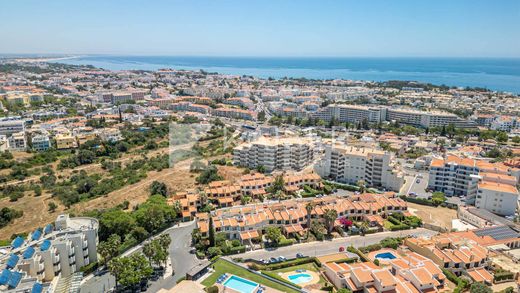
[223,275,259,293]
[288,273,313,284]
[375,252,397,260]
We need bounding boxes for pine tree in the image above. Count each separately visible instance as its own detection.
[208,216,215,247]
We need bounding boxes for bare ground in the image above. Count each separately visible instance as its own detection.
[407,202,457,230]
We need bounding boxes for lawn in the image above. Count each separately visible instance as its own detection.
[202,259,300,293]
[262,262,328,287]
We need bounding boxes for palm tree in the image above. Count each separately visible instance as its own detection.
[305,202,316,234]
[324,209,338,235]
[356,180,366,193]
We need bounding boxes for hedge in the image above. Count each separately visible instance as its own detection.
[277,238,295,247]
[347,246,369,262]
[79,261,98,275]
[249,257,318,271]
[227,246,246,254]
[399,195,437,206]
[494,271,514,282]
[389,224,410,231]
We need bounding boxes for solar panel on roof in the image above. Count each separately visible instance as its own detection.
[40,240,51,251]
[0,269,11,285]
[31,282,43,293]
[11,236,24,248]
[474,225,520,241]
[31,229,42,241]
[23,247,35,259]
[6,254,19,269]
[44,224,53,234]
[7,271,22,288]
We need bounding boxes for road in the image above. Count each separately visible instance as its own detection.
[234,228,437,261]
[80,221,199,293]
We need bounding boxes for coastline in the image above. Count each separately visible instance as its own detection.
[45,55,520,94]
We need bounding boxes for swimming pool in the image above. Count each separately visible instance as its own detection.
[288,273,313,284]
[375,252,397,260]
[223,275,259,293]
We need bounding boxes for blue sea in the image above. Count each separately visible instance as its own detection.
[57,56,520,93]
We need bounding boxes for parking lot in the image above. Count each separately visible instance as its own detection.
[401,171,431,199]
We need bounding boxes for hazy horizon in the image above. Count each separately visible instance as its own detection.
[1,0,519,58]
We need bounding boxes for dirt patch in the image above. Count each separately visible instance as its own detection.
[407,203,457,230]
[0,191,64,239]
[217,165,246,182]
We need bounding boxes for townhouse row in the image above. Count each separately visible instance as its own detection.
[195,193,408,241]
[171,172,322,220]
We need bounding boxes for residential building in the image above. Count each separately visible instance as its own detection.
[212,107,256,120]
[0,119,25,136]
[0,214,98,291]
[196,193,407,241]
[233,136,315,172]
[55,133,77,150]
[428,155,520,197]
[111,92,133,104]
[315,144,404,191]
[324,251,448,292]
[8,132,26,151]
[31,134,51,151]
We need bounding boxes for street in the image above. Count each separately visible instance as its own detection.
[80,221,199,293]
[234,228,437,261]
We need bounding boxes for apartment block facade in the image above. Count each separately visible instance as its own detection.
[315,144,404,191]
[233,136,315,172]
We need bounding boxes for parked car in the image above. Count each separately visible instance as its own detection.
[416,179,421,183]
[296,253,305,258]
[278,256,286,262]
[269,257,278,263]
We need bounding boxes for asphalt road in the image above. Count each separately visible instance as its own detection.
[235,228,438,261]
[80,221,199,293]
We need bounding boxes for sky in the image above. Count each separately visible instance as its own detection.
[0,0,519,57]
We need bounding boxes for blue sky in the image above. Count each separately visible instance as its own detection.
[1,0,519,57]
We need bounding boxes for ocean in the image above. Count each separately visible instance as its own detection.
[56,56,520,93]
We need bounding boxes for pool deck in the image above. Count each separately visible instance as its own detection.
[216,275,284,293]
[278,270,321,287]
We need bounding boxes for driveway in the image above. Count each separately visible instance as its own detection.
[234,228,437,261]
[80,221,199,293]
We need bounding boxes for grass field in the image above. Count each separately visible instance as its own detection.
[202,259,300,293]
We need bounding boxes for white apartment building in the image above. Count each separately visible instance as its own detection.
[429,155,520,201]
[0,135,8,152]
[490,116,518,132]
[0,214,98,290]
[0,119,25,136]
[315,144,404,191]
[387,108,476,128]
[8,132,26,151]
[475,181,519,216]
[313,104,387,124]
[233,136,315,172]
